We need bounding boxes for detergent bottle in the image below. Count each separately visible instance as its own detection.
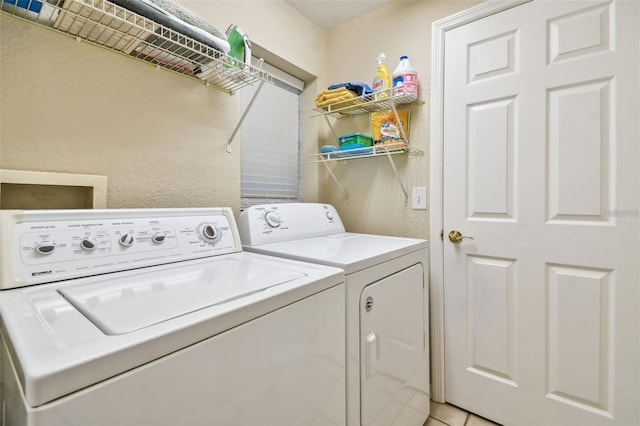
[392,55,418,102]
[372,53,391,98]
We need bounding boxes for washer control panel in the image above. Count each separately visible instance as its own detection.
[2,208,241,289]
[238,203,345,246]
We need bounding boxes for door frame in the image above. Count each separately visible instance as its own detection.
[428,0,531,403]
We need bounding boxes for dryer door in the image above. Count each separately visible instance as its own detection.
[359,263,429,426]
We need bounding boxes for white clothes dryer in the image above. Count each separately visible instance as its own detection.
[0,207,345,426]
[239,203,430,426]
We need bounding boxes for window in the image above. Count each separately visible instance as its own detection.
[240,61,303,208]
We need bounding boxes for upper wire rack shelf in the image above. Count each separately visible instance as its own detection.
[0,0,273,94]
[312,89,422,119]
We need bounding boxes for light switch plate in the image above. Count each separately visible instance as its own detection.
[412,187,427,210]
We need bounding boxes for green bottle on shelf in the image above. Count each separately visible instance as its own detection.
[225,24,251,70]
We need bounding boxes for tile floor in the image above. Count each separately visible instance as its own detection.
[424,401,502,426]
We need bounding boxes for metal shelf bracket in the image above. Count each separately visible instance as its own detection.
[385,151,409,204]
[321,159,350,205]
[226,79,265,153]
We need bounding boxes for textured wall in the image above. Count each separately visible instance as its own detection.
[1,0,478,235]
[0,1,327,216]
[322,0,478,239]
[1,17,237,209]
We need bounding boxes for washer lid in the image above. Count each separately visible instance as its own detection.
[0,251,343,408]
[58,258,305,335]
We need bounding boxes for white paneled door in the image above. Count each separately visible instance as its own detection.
[442,1,639,425]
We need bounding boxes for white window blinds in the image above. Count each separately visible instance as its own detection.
[240,62,303,208]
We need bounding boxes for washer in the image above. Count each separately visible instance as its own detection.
[0,207,345,425]
[239,203,430,426]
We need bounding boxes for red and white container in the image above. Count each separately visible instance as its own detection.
[392,55,418,102]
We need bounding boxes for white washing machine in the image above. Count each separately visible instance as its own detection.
[0,207,346,426]
[238,203,430,426]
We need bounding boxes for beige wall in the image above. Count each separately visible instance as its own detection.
[0,0,476,237]
[322,0,478,239]
[0,1,327,217]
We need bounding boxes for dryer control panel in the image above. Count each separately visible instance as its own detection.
[238,203,346,246]
[1,208,241,289]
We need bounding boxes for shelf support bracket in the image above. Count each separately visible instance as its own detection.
[385,151,409,204]
[387,103,409,204]
[321,159,350,205]
[226,80,266,153]
[390,103,408,143]
[323,115,339,142]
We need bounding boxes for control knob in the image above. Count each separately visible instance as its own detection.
[264,211,282,228]
[34,241,56,255]
[119,233,135,247]
[151,232,166,244]
[80,237,98,251]
[199,224,221,243]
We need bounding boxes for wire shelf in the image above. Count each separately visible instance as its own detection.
[309,142,423,163]
[311,88,424,203]
[1,0,273,94]
[312,88,423,118]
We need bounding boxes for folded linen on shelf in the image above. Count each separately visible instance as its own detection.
[327,82,373,97]
[109,0,230,54]
[315,87,362,108]
[144,0,226,40]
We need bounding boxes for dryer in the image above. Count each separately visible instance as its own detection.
[239,203,430,426]
[0,207,346,425]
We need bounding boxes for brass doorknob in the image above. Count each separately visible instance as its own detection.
[448,230,474,243]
